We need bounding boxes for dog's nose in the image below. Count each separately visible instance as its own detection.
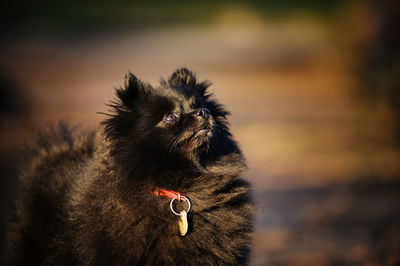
[195,108,210,119]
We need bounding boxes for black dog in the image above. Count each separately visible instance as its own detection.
[3,68,254,265]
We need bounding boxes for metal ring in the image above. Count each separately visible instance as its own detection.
[169,195,191,216]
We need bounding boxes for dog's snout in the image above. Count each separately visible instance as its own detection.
[195,108,210,119]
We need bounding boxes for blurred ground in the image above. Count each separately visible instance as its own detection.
[1,1,400,265]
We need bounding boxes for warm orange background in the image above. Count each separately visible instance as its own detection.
[1,1,399,265]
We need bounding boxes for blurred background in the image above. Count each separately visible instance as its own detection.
[1,0,399,265]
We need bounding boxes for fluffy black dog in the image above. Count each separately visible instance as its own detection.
[3,68,254,265]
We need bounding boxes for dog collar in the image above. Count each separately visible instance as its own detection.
[151,188,184,199]
[150,188,191,236]
[150,188,191,214]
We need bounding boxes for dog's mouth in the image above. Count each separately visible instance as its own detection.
[173,121,215,153]
[195,126,214,138]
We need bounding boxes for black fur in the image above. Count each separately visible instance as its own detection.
[3,68,254,265]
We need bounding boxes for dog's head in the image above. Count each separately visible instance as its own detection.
[103,68,237,172]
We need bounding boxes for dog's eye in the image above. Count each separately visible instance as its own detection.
[164,112,178,123]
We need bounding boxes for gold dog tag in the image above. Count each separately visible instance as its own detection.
[178,210,188,236]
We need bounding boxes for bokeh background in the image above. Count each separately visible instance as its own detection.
[1,0,399,265]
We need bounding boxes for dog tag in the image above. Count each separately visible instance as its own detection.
[178,210,188,236]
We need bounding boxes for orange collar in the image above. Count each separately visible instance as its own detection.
[151,188,185,199]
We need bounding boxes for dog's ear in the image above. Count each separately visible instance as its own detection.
[168,68,208,95]
[169,68,196,87]
[116,72,149,110]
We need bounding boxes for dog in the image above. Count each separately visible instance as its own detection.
[3,68,254,265]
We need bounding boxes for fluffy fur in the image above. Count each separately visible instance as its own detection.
[3,68,254,265]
